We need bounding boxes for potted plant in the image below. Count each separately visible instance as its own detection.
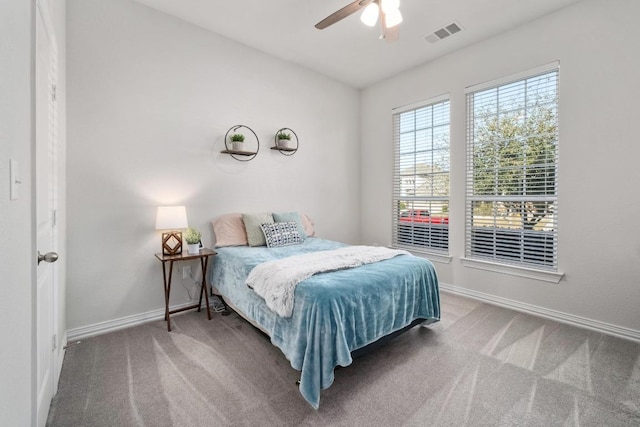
[229,133,245,151]
[184,227,202,254]
[276,131,293,149]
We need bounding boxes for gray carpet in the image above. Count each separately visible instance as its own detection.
[47,293,640,426]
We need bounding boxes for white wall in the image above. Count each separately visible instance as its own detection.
[361,0,640,335]
[0,1,34,425]
[66,0,360,330]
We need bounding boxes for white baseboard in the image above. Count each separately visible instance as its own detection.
[66,301,199,342]
[67,285,640,344]
[439,283,640,343]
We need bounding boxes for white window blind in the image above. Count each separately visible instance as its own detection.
[465,67,559,269]
[393,98,450,252]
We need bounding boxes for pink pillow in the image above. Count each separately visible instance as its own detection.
[212,213,248,247]
[301,213,316,237]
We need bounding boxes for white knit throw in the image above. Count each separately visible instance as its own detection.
[246,246,410,317]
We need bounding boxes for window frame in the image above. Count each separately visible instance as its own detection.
[464,63,560,272]
[392,94,451,255]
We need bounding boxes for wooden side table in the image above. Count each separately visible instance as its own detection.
[154,248,217,331]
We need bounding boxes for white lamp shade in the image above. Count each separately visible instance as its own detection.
[385,8,403,28]
[380,0,400,14]
[360,2,379,27]
[155,206,188,230]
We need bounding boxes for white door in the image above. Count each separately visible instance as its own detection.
[35,3,58,426]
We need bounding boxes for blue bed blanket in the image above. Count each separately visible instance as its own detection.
[209,238,440,409]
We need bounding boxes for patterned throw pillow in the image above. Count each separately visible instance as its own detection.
[260,221,303,248]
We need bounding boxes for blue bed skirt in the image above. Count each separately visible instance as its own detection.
[209,238,440,408]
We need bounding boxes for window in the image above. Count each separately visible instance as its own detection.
[393,97,450,252]
[465,66,559,269]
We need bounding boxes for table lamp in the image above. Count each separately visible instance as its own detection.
[155,206,188,255]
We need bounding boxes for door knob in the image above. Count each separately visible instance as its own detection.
[37,251,59,265]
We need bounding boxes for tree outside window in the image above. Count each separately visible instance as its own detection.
[467,69,559,268]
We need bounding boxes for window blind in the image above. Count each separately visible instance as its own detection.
[393,98,450,252]
[465,68,559,269]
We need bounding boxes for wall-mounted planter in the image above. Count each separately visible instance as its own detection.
[221,124,259,162]
[271,127,298,156]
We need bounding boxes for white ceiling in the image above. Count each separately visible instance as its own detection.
[133,0,583,88]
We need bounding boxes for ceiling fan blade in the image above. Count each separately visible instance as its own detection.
[315,0,374,30]
[380,10,400,42]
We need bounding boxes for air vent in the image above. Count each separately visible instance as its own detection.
[424,21,463,44]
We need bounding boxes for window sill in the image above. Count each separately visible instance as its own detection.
[393,246,452,264]
[460,257,564,283]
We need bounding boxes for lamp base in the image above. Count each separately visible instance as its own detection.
[162,231,183,255]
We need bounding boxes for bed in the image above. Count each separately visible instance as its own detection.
[208,214,440,409]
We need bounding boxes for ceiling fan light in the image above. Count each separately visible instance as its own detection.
[360,2,379,27]
[385,9,403,28]
[380,0,400,14]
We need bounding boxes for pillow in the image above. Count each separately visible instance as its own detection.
[211,213,248,247]
[242,213,274,247]
[301,213,316,237]
[272,212,307,239]
[260,222,303,248]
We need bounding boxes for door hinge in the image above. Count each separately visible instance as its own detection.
[51,84,57,102]
[52,334,57,351]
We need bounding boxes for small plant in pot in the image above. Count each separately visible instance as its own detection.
[276,131,292,149]
[184,227,202,254]
[229,133,245,151]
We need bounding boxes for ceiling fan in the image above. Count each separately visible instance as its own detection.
[315,0,403,42]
